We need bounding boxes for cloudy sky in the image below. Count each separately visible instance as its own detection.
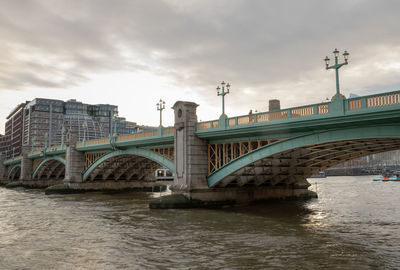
[1,0,400,133]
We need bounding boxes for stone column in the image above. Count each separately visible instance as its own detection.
[20,145,33,181]
[171,101,209,192]
[64,130,84,183]
[0,154,5,180]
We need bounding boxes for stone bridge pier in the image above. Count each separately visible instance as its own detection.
[151,101,316,208]
[0,155,6,185]
[64,130,85,183]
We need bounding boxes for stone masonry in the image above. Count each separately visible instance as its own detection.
[64,130,84,183]
[20,145,33,181]
[171,101,209,192]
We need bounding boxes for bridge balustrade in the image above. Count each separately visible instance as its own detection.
[348,91,400,111]
[75,127,175,147]
[197,90,400,131]
[3,156,23,165]
[198,121,219,130]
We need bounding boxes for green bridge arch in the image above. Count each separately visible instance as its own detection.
[32,156,66,179]
[82,147,175,180]
[207,124,400,187]
[7,164,21,180]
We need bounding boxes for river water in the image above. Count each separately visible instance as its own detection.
[1,176,399,269]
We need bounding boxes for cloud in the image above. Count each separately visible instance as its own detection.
[1,0,400,111]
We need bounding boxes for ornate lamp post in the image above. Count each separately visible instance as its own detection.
[157,99,165,127]
[61,126,65,148]
[31,136,36,153]
[217,81,230,118]
[324,48,350,97]
[44,132,48,149]
[113,112,118,136]
[82,121,88,142]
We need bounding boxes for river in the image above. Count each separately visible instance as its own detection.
[1,176,399,269]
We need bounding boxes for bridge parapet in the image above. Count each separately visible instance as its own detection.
[347,90,400,111]
[75,126,175,151]
[3,155,23,166]
[28,144,66,159]
[197,90,400,132]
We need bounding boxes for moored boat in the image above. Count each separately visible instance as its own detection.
[372,170,400,181]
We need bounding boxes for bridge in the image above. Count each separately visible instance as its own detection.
[1,90,400,206]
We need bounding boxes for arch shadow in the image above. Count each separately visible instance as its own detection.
[32,156,66,180]
[208,124,400,187]
[82,148,174,181]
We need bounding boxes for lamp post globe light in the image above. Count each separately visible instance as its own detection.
[157,99,166,127]
[217,81,230,118]
[324,48,350,98]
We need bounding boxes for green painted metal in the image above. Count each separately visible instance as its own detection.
[207,124,400,187]
[217,81,230,118]
[82,147,175,180]
[28,147,66,159]
[76,127,174,152]
[32,156,66,179]
[3,156,22,166]
[157,99,166,127]
[7,164,21,180]
[325,48,349,97]
[196,90,400,136]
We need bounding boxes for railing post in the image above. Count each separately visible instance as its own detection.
[313,105,318,115]
[329,95,346,115]
[361,97,367,109]
[287,109,291,119]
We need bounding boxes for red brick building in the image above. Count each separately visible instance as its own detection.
[0,102,29,159]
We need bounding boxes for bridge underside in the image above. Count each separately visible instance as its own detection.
[212,138,400,188]
[8,166,21,181]
[34,160,65,181]
[84,154,160,182]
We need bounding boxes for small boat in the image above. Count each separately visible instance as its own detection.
[155,168,174,181]
[373,170,400,181]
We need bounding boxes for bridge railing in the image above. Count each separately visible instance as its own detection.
[76,127,175,147]
[3,155,22,165]
[197,101,331,130]
[197,90,400,131]
[347,90,400,111]
[28,144,66,158]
